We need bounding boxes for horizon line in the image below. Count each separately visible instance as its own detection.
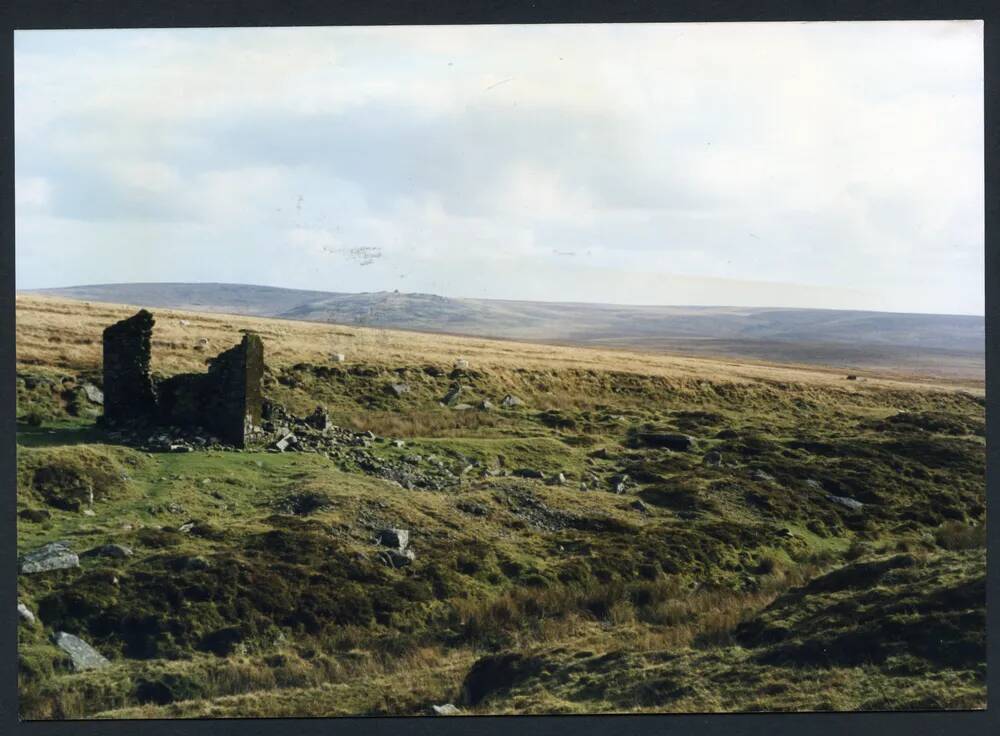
[19,281,986,320]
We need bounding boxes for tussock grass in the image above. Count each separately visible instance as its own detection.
[15,295,986,718]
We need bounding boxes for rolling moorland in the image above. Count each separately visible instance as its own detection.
[30,283,985,381]
[15,293,986,717]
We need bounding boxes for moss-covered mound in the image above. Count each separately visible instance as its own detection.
[736,550,986,672]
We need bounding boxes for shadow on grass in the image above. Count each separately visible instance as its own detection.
[15,421,109,448]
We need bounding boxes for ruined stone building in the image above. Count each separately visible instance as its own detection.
[101,310,264,447]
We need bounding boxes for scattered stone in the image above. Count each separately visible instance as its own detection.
[81,382,104,405]
[633,432,695,451]
[454,358,469,369]
[441,385,463,405]
[751,469,776,482]
[169,444,193,453]
[828,495,864,511]
[18,602,36,625]
[479,399,494,411]
[431,704,462,716]
[610,474,629,494]
[304,406,330,431]
[589,447,611,460]
[179,319,190,326]
[703,451,723,467]
[629,499,649,513]
[376,528,410,551]
[273,433,296,452]
[392,439,406,448]
[501,394,523,408]
[52,632,111,671]
[19,541,80,574]
[179,522,196,533]
[82,509,96,517]
[846,375,858,381]
[331,353,346,363]
[778,527,795,538]
[512,468,544,479]
[546,472,567,486]
[388,383,410,398]
[805,479,823,491]
[81,544,133,559]
[380,548,415,568]
[452,403,475,411]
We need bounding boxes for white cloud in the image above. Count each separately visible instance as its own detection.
[13,21,984,314]
[15,176,50,210]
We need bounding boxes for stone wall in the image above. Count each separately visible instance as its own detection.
[102,309,157,423]
[203,333,264,447]
[101,310,264,447]
[157,373,211,428]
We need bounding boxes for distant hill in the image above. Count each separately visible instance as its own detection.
[26,282,984,379]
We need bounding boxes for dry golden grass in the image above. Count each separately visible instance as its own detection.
[16,294,983,396]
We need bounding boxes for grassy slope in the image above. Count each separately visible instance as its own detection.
[15,295,986,717]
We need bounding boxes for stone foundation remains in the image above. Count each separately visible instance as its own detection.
[101,310,264,447]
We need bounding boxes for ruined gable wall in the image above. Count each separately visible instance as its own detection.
[102,309,157,423]
[202,333,264,447]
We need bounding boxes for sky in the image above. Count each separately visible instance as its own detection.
[14,21,984,315]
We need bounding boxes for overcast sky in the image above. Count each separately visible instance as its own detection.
[15,22,983,315]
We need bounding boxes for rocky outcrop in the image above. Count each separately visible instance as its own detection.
[376,527,415,568]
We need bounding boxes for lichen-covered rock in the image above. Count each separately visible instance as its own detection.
[430,703,462,715]
[17,602,36,625]
[81,382,104,405]
[388,383,410,398]
[828,495,864,511]
[19,541,79,574]
[52,632,110,671]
